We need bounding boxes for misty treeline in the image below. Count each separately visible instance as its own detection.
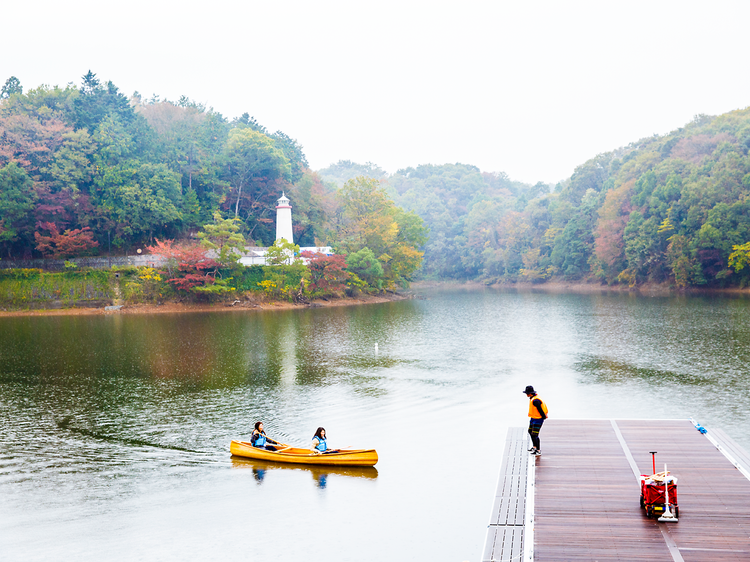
[0,72,428,290]
[321,108,750,288]
[4,72,750,290]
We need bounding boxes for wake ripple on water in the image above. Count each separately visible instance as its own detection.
[55,415,212,454]
[0,410,226,490]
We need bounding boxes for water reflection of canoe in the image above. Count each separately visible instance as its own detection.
[230,440,378,467]
[230,456,379,480]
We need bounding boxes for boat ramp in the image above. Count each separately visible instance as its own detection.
[483,419,750,561]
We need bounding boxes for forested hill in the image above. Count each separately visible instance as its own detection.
[4,72,750,289]
[320,108,750,287]
[0,72,336,259]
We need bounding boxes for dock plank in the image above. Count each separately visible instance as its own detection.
[520,420,750,562]
[483,427,528,562]
[534,420,672,561]
[498,419,750,561]
[617,419,750,562]
[709,427,750,477]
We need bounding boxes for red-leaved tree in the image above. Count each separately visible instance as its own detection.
[301,252,349,294]
[147,238,228,294]
[34,222,98,258]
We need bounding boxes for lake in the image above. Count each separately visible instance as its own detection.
[2,287,749,561]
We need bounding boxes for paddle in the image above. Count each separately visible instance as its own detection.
[267,439,291,451]
[321,445,351,454]
[241,439,290,450]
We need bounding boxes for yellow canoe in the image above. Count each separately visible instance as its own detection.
[230,440,378,467]
[230,456,378,480]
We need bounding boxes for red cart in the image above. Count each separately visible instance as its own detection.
[639,452,679,521]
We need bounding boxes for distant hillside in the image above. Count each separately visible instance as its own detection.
[319,107,750,287]
[317,160,387,187]
[5,72,749,288]
[537,108,750,287]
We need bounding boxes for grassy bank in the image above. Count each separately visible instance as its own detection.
[0,264,374,312]
[0,268,114,309]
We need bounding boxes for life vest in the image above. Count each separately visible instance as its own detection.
[253,432,267,448]
[314,437,327,452]
[528,395,548,419]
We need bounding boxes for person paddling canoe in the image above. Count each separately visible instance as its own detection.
[312,427,340,454]
[251,422,281,451]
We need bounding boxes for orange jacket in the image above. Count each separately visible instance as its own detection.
[528,395,548,419]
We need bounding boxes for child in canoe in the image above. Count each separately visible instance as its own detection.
[312,427,340,454]
[251,422,282,451]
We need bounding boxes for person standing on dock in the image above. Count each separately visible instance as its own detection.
[524,385,548,456]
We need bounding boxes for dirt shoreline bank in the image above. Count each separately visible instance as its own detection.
[0,293,408,318]
[4,279,749,318]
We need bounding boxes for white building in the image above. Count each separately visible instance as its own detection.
[238,193,332,266]
[275,192,294,244]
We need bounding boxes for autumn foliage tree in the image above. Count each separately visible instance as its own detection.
[34,222,98,258]
[592,179,634,282]
[146,238,234,296]
[335,176,427,289]
[302,252,349,294]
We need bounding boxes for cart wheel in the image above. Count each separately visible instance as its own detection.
[640,495,645,508]
[674,506,679,518]
[645,506,652,519]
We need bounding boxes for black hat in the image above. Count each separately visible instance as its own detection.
[523,385,536,395]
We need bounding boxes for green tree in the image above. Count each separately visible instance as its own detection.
[135,99,230,214]
[182,187,202,230]
[285,170,335,246]
[346,247,384,290]
[94,161,183,245]
[224,128,291,221]
[92,113,135,166]
[560,154,612,205]
[73,71,136,132]
[551,217,592,278]
[1,76,22,99]
[265,238,301,266]
[260,261,310,301]
[694,201,750,280]
[270,130,308,183]
[666,234,700,287]
[46,129,95,192]
[197,211,246,267]
[0,162,36,251]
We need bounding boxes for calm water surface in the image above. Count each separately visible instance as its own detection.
[2,288,750,561]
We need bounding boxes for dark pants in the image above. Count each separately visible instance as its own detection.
[528,418,544,450]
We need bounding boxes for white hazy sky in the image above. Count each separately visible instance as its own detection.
[4,0,749,185]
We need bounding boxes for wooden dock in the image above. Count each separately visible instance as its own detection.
[483,419,750,562]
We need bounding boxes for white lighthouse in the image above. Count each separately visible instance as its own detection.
[275,192,293,244]
[237,192,333,266]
